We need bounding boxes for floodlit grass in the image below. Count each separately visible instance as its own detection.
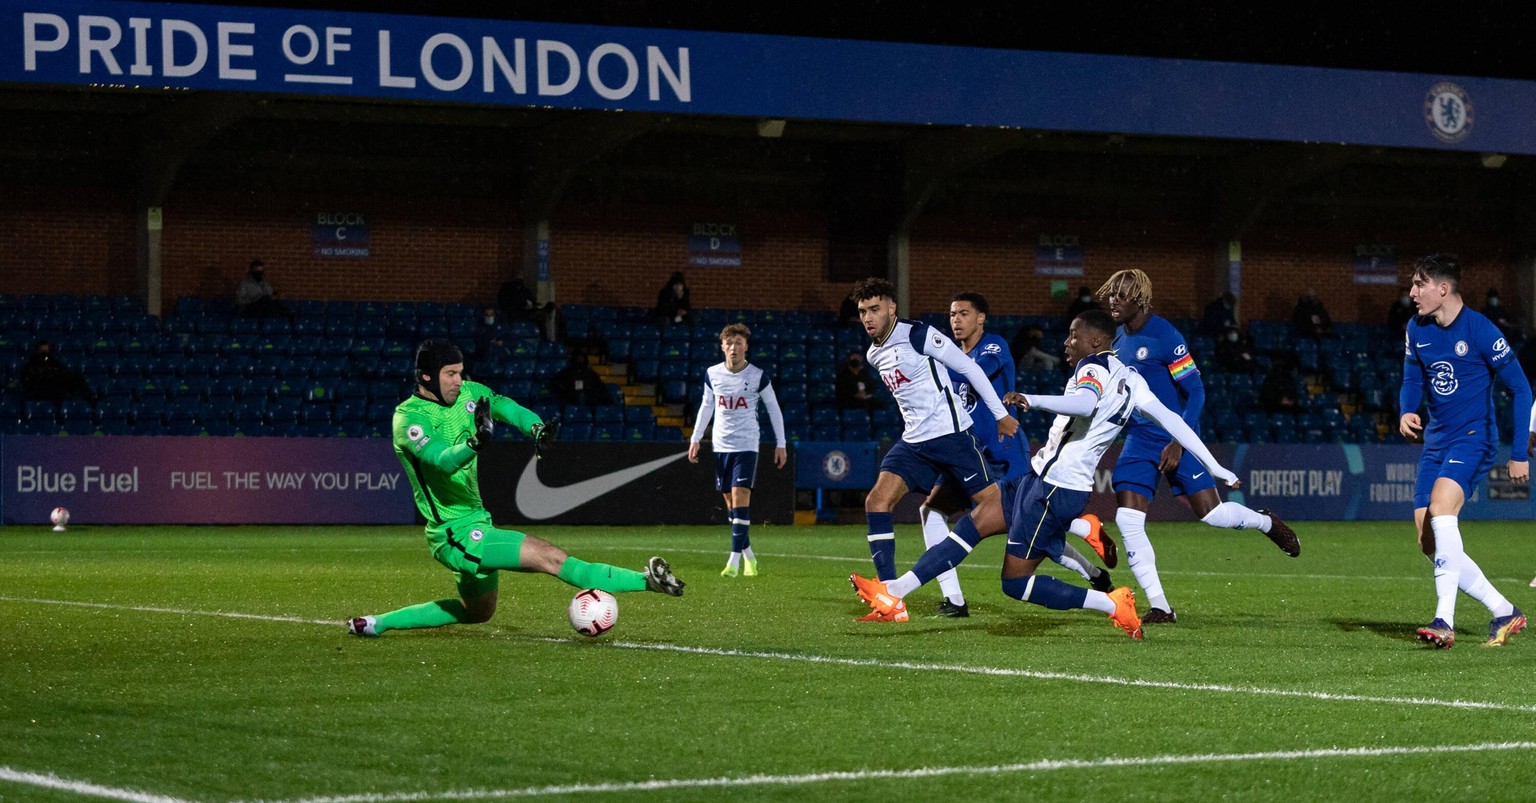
[4,521,1536,801]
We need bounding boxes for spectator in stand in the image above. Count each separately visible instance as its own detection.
[1065,285,1101,318]
[838,293,860,326]
[1388,286,1416,336]
[1482,288,1521,339]
[235,259,290,319]
[1214,324,1262,374]
[475,305,513,363]
[1200,291,1238,337]
[21,340,91,403]
[1010,325,1061,372]
[550,351,613,407]
[1292,287,1333,338]
[1259,356,1301,414]
[497,276,556,340]
[835,350,881,412]
[654,271,692,326]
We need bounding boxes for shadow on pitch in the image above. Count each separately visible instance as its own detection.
[1329,617,1420,640]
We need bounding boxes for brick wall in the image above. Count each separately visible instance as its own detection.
[160,192,520,305]
[1,184,1525,325]
[0,186,137,296]
[550,205,840,312]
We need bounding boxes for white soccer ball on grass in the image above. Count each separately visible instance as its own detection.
[50,506,70,532]
[568,589,618,637]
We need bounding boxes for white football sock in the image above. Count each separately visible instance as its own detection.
[742,546,755,561]
[1068,518,1092,538]
[1082,589,1116,614]
[1430,515,1462,627]
[1118,507,1169,612]
[1458,554,1514,618]
[1200,501,1271,533]
[726,551,741,569]
[921,506,965,605]
[887,571,920,599]
[1056,542,1099,581]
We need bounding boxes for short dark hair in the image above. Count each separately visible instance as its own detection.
[1075,309,1117,339]
[720,323,751,342]
[950,291,989,316]
[850,277,897,303]
[1413,253,1461,291]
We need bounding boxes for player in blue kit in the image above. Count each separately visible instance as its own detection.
[1399,254,1529,648]
[1098,269,1299,624]
[851,278,1019,622]
[919,292,1114,617]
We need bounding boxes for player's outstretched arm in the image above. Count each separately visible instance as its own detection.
[1131,381,1239,488]
[487,391,542,436]
[394,413,477,473]
[924,329,1012,431]
[1022,389,1096,418]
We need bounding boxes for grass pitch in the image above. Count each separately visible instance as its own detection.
[4,521,1536,801]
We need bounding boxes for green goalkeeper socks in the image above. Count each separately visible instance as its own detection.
[373,599,474,633]
[556,557,648,593]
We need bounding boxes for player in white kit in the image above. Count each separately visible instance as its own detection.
[854,310,1240,639]
[689,323,787,577]
[849,278,1019,621]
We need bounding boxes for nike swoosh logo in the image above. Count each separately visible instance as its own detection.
[963,473,978,481]
[1448,459,1463,464]
[1192,472,1205,479]
[515,452,688,520]
[1416,342,1431,347]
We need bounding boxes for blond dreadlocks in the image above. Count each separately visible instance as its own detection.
[1096,269,1153,309]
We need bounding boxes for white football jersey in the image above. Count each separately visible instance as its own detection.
[1028,351,1234,492]
[866,319,1008,444]
[691,362,786,454]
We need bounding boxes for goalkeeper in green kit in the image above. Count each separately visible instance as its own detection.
[348,339,684,637]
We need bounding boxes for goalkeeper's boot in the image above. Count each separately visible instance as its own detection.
[1484,607,1526,647]
[1416,618,1456,649]
[645,556,686,596]
[1258,509,1301,557]
[1107,587,1144,640]
[720,561,739,578]
[849,573,886,606]
[346,616,378,637]
[1088,568,1113,594]
[742,557,759,577]
[933,597,970,618]
[1142,607,1178,624]
[1080,514,1118,568]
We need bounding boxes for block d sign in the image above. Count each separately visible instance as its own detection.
[687,222,740,266]
[312,211,370,257]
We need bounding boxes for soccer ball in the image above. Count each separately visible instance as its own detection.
[568,589,618,637]
[50,506,70,532]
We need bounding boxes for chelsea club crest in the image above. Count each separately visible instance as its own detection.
[1424,81,1473,144]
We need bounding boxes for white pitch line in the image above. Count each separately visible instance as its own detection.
[4,596,1532,715]
[0,596,336,626]
[261,741,1536,802]
[0,766,196,803]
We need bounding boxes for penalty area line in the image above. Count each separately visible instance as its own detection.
[6,595,1535,715]
[268,741,1536,802]
[0,766,196,803]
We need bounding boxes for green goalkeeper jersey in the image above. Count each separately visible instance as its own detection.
[392,379,542,525]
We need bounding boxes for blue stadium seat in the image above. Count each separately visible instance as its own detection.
[592,422,624,441]
[625,424,655,441]
[593,406,623,424]
[561,405,594,424]
[813,424,841,441]
[659,379,688,403]
[659,361,690,382]
[775,382,807,404]
[624,406,655,424]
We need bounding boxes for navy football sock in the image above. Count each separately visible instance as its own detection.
[1001,574,1089,611]
[866,511,897,581]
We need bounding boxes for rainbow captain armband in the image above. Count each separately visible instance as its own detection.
[1168,352,1198,381]
[1075,373,1104,397]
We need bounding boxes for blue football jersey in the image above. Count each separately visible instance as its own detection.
[947,332,1026,477]
[1402,308,1516,449]
[1113,314,1203,438]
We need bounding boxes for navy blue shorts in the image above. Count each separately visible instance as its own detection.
[714,450,759,492]
[1003,472,1090,562]
[1414,436,1496,508]
[1111,427,1217,498]
[880,429,992,499]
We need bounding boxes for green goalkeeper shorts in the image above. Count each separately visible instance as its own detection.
[426,512,526,594]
